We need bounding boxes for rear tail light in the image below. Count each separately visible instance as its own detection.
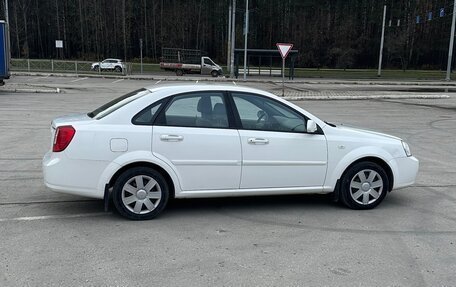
[53,125,76,152]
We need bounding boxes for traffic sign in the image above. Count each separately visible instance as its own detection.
[55,40,63,48]
[276,43,293,59]
[276,43,294,97]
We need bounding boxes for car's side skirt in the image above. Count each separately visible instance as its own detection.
[176,186,332,199]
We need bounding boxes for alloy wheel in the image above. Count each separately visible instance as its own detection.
[349,169,384,205]
[121,175,162,214]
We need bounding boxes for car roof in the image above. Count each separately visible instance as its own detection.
[144,84,273,97]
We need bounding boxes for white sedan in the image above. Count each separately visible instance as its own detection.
[42,85,419,220]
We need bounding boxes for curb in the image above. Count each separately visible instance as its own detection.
[11,71,456,86]
[0,87,60,93]
[281,94,450,100]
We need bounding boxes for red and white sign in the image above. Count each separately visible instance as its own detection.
[276,43,293,59]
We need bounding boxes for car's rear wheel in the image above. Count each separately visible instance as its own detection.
[175,69,183,76]
[113,167,169,220]
[339,162,388,209]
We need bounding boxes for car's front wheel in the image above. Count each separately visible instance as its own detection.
[339,161,388,209]
[112,167,169,220]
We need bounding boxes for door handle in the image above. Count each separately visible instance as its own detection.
[160,134,184,142]
[248,138,269,144]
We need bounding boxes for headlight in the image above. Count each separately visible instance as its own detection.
[402,141,412,157]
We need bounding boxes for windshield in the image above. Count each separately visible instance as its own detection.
[88,88,149,119]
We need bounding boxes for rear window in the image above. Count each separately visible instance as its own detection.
[88,88,149,119]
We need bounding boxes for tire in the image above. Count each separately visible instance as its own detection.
[211,70,219,77]
[339,161,388,210]
[92,65,99,71]
[115,66,122,72]
[112,167,169,220]
[175,69,184,76]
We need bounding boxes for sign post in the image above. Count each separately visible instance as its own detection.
[55,40,63,59]
[276,43,293,97]
[140,38,143,74]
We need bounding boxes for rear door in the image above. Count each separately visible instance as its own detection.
[152,91,241,191]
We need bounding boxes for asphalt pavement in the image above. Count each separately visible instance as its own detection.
[0,75,455,286]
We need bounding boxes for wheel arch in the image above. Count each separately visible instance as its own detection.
[336,156,394,193]
[108,161,176,199]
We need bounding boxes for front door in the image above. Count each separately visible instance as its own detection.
[201,57,214,75]
[152,92,241,191]
[231,92,328,189]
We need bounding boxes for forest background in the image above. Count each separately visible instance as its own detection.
[0,0,454,70]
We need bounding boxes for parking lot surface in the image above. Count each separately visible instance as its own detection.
[1,76,456,286]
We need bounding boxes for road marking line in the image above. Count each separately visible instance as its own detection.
[0,212,108,222]
[155,80,162,85]
[341,84,351,88]
[196,80,199,83]
[111,79,124,84]
[69,77,87,83]
[232,81,237,85]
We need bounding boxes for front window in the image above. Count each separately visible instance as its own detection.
[232,93,306,132]
[88,88,149,119]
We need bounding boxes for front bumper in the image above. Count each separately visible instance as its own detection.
[390,156,419,190]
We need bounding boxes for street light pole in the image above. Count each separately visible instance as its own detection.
[227,2,232,75]
[229,0,236,78]
[446,0,456,81]
[4,0,9,23]
[4,0,11,67]
[377,5,386,77]
[243,0,248,80]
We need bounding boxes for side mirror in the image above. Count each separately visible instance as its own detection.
[306,120,318,133]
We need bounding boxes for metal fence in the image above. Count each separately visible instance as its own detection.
[10,59,163,76]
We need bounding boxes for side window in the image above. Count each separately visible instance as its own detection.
[232,93,306,133]
[156,92,229,128]
[204,58,212,65]
[132,100,164,125]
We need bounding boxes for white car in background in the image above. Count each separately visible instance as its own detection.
[42,85,419,220]
[91,58,125,73]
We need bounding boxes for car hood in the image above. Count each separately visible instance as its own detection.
[334,124,402,141]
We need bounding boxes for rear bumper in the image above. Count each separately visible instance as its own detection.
[42,151,106,199]
[390,156,419,190]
